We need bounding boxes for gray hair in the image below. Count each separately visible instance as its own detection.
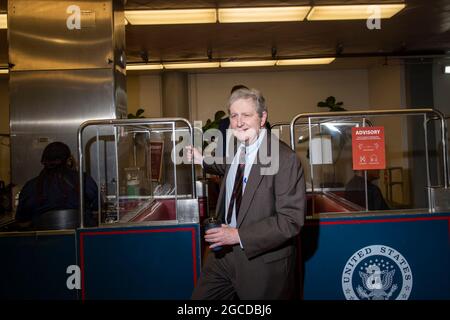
[227,88,267,118]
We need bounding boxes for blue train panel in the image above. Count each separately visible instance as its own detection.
[0,231,78,300]
[302,213,450,300]
[78,223,201,300]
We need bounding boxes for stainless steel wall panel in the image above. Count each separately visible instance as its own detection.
[113,0,126,118]
[10,69,116,185]
[8,0,113,71]
[8,0,126,189]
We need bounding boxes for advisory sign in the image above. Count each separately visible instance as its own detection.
[351,126,386,170]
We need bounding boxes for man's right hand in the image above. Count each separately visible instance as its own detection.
[185,145,204,165]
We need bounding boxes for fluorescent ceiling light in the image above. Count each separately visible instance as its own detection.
[307,4,406,20]
[218,6,310,23]
[445,66,450,74]
[0,14,6,29]
[0,69,8,74]
[126,59,335,71]
[125,9,217,25]
[221,60,276,67]
[126,64,163,70]
[276,57,335,66]
[163,62,220,69]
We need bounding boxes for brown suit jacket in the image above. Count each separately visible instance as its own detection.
[195,133,306,299]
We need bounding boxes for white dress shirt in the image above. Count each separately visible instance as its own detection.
[226,129,266,228]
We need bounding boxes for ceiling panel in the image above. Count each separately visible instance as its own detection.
[0,0,449,70]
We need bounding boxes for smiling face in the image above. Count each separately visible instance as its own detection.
[229,98,267,145]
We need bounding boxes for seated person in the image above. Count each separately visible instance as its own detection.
[15,141,98,229]
[344,170,389,211]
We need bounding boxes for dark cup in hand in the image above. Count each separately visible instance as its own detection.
[203,218,222,252]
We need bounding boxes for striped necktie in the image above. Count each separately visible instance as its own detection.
[226,148,245,224]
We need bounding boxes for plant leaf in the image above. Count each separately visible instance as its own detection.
[214,110,226,121]
[326,96,336,106]
[136,108,145,117]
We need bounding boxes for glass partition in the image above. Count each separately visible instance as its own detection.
[78,118,197,227]
[289,109,450,215]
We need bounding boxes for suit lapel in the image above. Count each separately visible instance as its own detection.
[237,161,264,227]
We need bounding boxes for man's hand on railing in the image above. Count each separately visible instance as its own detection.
[185,145,204,165]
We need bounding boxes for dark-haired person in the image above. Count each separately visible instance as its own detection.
[344,170,389,211]
[15,142,98,229]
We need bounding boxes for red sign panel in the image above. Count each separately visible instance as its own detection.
[352,126,386,170]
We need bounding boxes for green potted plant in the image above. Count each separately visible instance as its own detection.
[317,96,346,112]
[202,110,226,132]
[127,108,146,119]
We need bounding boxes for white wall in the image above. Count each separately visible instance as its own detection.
[368,64,408,205]
[189,69,370,124]
[126,74,162,118]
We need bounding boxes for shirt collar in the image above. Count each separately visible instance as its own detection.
[239,128,267,155]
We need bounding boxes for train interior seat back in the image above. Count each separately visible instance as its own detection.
[32,209,80,230]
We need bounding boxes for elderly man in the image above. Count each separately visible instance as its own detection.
[187,88,305,299]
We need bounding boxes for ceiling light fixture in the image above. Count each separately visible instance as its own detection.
[126,58,336,70]
[0,14,6,29]
[276,57,336,65]
[307,4,406,20]
[0,69,8,74]
[218,6,311,23]
[126,64,163,70]
[125,9,217,25]
[163,62,220,69]
[221,60,276,67]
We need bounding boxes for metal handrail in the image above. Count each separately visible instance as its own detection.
[272,118,374,130]
[289,108,449,191]
[77,118,195,228]
[272,118,373,142]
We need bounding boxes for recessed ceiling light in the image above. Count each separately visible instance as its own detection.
[220,60,276,67]
[163,62,220,69]
[0,14,7,29]
[125,9,217,25]
[276,58,336,66]
[307,4,406,20]
[218,6,311,23]
[126,64,163,70]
